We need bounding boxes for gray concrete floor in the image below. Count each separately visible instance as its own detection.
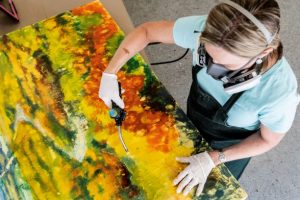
[123,0,300,199]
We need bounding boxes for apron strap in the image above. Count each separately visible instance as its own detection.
[192,65,203,82]
[223,91,244,113]
[212,91,244,124]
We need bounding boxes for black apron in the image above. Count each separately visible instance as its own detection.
[187,64,259,179]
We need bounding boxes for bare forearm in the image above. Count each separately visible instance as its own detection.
[104,25,149,74]
[104,21,175,74]
[209,131,284,166]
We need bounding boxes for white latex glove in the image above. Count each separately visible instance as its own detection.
[173,151,215,196]
[98,72,125,109]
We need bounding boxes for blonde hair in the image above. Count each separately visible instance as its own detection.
[201,0,283,69]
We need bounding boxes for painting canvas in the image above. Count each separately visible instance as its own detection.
[0,1,247,199]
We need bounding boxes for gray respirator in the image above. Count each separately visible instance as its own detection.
[197,44,263,94]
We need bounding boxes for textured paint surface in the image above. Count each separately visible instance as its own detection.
[0,1,247,199]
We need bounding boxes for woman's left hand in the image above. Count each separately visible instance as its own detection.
[173,151,215,196]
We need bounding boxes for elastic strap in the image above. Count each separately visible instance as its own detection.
[218,0,276,44]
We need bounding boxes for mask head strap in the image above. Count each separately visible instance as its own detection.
[218,0,276,45]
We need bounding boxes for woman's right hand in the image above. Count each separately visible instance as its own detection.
[98,72,124,109]
[98,20,175,109]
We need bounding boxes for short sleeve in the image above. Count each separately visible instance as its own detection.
[173,15,207,49]
[259,93,300,133]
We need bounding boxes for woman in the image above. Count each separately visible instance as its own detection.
[99,0,299,197]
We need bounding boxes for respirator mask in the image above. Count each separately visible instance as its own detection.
[197,43,264,94]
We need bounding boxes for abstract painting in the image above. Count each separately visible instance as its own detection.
[0,1,247,199]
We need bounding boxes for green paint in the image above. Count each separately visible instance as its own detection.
[91,139,106,149]
[215,189,224,197]
[32,124,80,166]
[20,148,42,200]
[85,157,94,165]
[73,13,103,36]
[140,81,176,112]
[55,13,70,26]
[59,73,84,101]
[125,57,140,73]
[105,33,124,59]
[220,165,232,178]
[29,139,60,194]
[98,185,104,194]
[121,157,136,171]
[6,26,39,51]
[5,105,16,123]
[93,169,103,177]
[174,109,209,152]
[33,24,49,50]
[85,121,97,148]
[81,67,90,80]
[36,22,75,73]
[16,78,39,115]
[142,63,156,90]
[91,140,115,154]
[46,112,76,145]
[0,51,12,74]
[118,186,146,200]
[32,49,52,67]
[0,136,33,200]
[116,57,178,112]
[33,151,51,173]
[76,176,92,200]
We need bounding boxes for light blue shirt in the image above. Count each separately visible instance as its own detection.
[173,16,300,133]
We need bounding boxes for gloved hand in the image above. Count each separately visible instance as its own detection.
[173,151,215,196]
[98,72,125,109]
